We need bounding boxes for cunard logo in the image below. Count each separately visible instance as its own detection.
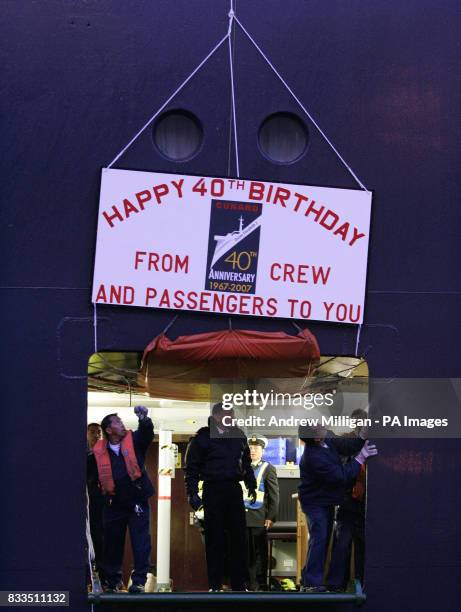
[205,199,263,295]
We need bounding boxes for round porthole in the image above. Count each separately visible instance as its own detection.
[153,110,203,161]
[258,112,309,164]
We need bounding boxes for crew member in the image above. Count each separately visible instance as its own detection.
[87,423,104,584]
[244,435,279,591]
[87,406,154,593]
[298,424,377,593]
[87,423,102,451]
[184,402,257,591]
[327,409,369,590]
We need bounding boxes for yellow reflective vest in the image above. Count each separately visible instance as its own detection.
[242,461,269,510]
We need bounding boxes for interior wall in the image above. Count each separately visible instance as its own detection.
[2,1,461,610]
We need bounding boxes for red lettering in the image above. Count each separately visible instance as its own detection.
[102,205,124,228]
[323,301,334,320]
[312,266,331,285]
[95,284,107,302]
[349,304,361,323]
[266,185,274,202]
[273,187,290,207]
[288,299,298,317]
[199,292,211,311]
[145,287,157,305]
[319,210,339,230]
[171,178,184,198]
[304,200,325,222]
[162,254,173,272]
[109,285,121,303]
[238,296,251,315]
[176,255,189,273]
[283,264,295,282]
[293,192,308,212]
[192,178,207,196]
[187,291,198,309]
[300,300,311,318]
[297,265,309,283]
[349,227,366,247]
[134,251,146,270]
[226,294,238,313]
[266,298,278,316]
[270,263,282,281]
[123,198,139,219]
[148,253,159,271]
[153,183,169,204]
[248,181,265,201]
[212,293,225,311]
[173,290,185,309]
[123,286,134,304]
[336,303,347,321]
[252,297,264,316]
[333,222,349,241]
[135,190,151,210]
[159,289,171,307]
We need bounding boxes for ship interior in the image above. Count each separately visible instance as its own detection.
[86,349,369,604]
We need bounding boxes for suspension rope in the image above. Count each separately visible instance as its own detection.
[234,15,369,192]
[93,302,98,355]
[355,324,362,356]
[107,32,230,168]
[227,5,240,177]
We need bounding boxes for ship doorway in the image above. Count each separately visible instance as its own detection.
[86,350,369,594]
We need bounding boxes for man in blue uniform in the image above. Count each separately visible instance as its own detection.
[298,424,377,593]
[244,435,279,591]
[327,409,369,590]
[184,402,257,591]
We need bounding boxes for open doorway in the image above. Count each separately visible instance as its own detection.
[86,351,369,594]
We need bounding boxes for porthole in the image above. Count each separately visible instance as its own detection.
[153,110,203,161]
[258,112,308,164]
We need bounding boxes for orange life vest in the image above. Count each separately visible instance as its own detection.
[93,431,142,495]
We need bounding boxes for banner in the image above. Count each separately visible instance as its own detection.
[92,169,372,323]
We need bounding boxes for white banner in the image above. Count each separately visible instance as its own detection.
[92,169,372,324]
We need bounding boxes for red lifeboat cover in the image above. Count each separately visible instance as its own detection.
[138,328,320,401]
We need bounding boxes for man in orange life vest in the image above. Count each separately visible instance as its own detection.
[87,406,154,593]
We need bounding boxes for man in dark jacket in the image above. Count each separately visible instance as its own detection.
[244,435,279,591]
[184,402,257,591]
[87,406,155,593]
[298,424,377,593]
[327,409,369,590]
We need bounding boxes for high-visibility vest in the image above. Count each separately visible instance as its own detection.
[194,481,205,521]
[242,461,269,510]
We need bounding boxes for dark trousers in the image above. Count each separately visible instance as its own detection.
[102,501,151,588]
[302,505,334,587]
[328,509,365,588]
[247,526,268,590]
[203,480,248,590]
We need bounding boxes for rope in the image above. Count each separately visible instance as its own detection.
[355,324,362,356]
[227,6,240,176]
[107,33,230,168]
[234,15,369,192]
[93,302,98,354]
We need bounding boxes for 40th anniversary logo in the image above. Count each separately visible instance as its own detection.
[205,199,263,295]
